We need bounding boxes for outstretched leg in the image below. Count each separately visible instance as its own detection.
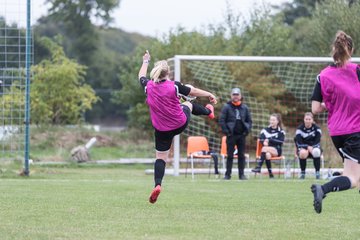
[311,159,360,213]
[182,101,214,119]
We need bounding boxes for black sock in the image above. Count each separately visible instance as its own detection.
[265,160,272,173]
[191,103,211,116]
[313,157,320,172]
[211,153,219,174]
[299,158,306,173]
[322,176,352,194]
[154,159,166,187]
[257,152,266,168]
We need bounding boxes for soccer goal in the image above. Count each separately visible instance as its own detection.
[168,55,360,176]
[0,0,32,175]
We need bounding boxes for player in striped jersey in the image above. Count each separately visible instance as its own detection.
[251,114,285,178]
[295,112,322,179]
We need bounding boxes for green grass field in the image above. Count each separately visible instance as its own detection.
[0,163,359,240]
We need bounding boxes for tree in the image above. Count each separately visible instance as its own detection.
[46,0,120,25]
[31,37,99,124]
[43,0,121,65]
[239,8,297,56]
[291,0,360,57]
[34,1,152,123]
[276,0,359,25]
[275,0,323,25]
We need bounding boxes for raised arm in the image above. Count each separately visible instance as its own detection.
[138,50,151,79]
[189,87,217,104]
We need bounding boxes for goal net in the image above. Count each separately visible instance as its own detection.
[0,0,32,169]
[168,55,360,175]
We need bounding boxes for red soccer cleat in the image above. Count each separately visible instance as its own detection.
[149,185,162,204]
[206,104,215,119]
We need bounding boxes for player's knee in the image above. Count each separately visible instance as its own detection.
[312,148,321,158]
[299,149,308,159]
[182,101,193,111]
[265,152,272,160]
[346,175,358,188]
[156,151,170,162]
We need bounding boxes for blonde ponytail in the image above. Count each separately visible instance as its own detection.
[150,60,170,82]
[332,31,353,67]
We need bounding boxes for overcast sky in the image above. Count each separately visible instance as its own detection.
[114,0,287,37]
[2,0,287,37]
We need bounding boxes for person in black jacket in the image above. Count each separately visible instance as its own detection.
[295,112,322,179]
[252,113,285,178]
[219,88,252,180]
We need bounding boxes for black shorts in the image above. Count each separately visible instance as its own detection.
[331,132,360,163]
[154,105,191,152]
[269,145,282,156]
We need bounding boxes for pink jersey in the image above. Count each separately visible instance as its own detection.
[146,80,186,131]
[320,62,360,136]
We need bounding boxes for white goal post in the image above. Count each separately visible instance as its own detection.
[169,55,360,177]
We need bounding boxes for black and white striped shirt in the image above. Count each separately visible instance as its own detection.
[259,126,285,155]
[295,123,321,149]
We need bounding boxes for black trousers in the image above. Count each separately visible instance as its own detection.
[225,134,246,177]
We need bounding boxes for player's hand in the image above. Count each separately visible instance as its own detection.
[209,94,217,104]
[321,102,327,111]
[263,139,269,146]
[143,50,151,63]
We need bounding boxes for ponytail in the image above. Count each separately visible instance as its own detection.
[150,60,170,83]
[332,31,353,67]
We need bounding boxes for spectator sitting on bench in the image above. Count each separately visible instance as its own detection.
[251,113,285,178]
[295,112,322,179]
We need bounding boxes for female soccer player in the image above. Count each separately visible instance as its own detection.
[311,31,360,214]
[251,113,285,178]
[295,112,322,179]
[139,50,217,204]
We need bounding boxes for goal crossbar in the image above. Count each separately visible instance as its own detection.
[171,55,360,63]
